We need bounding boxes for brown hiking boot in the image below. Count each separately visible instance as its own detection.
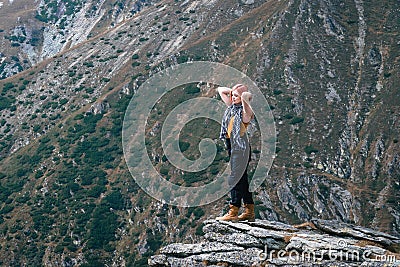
[216,204,239,222]
[238,204,255,222]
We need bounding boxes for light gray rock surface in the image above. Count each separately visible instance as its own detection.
[149,219,400,266]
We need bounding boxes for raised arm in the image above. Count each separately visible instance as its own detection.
[241,92,253,124]
[217,87,232,106]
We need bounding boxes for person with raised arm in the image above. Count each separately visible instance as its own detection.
[216,84,255,222]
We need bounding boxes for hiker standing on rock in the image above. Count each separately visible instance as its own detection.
[216,84,255,222]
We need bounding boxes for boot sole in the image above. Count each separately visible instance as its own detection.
[215,218,239,222]
[238,218,255,222]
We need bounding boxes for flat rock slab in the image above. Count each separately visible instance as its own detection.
[150,248,263,267]
[248,220,299,232]
[150,219,400,266]
[312,219,400,247]
[204,232,262,247]
[159,242,244,256]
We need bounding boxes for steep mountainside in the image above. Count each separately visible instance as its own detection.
[0,0,399,266]
[0,0,156,79]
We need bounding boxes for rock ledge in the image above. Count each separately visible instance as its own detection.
[149,219,400,266]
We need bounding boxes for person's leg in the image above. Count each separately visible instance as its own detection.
[237,170,255,221]
[241,171,254,204]
[226,138,242,207]
[228,149,249,207]
[234,145,253,205]
[237,147,255,221]
[216,148,249,222]
[230,184,242,208]
[225,138,231,157]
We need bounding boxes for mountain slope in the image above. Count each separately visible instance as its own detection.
[0,0,157,79]
[0,0,399,266]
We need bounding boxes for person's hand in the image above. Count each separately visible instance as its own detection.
[217,86,232,95]
[241,92,252,103]
[217,86,233,106]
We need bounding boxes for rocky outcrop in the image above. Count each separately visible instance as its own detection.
[149,219,400,266]
[88,101,109,115]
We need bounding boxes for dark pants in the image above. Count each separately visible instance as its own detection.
[226,138,254,208]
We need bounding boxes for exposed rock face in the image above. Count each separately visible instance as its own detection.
[0,0,399,265]
[0,0,157,79]
[149,219,400,266]
[88,101,109,115]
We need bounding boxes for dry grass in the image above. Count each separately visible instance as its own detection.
[283,234,295,243]
[182,0,287,51]
[293,221,317,230]
[354,239,383,248]
[0,1,37,30]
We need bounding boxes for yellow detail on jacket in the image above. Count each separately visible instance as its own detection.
[227,116,249,138]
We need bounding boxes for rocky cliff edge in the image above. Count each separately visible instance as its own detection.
[149,219,400,266]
